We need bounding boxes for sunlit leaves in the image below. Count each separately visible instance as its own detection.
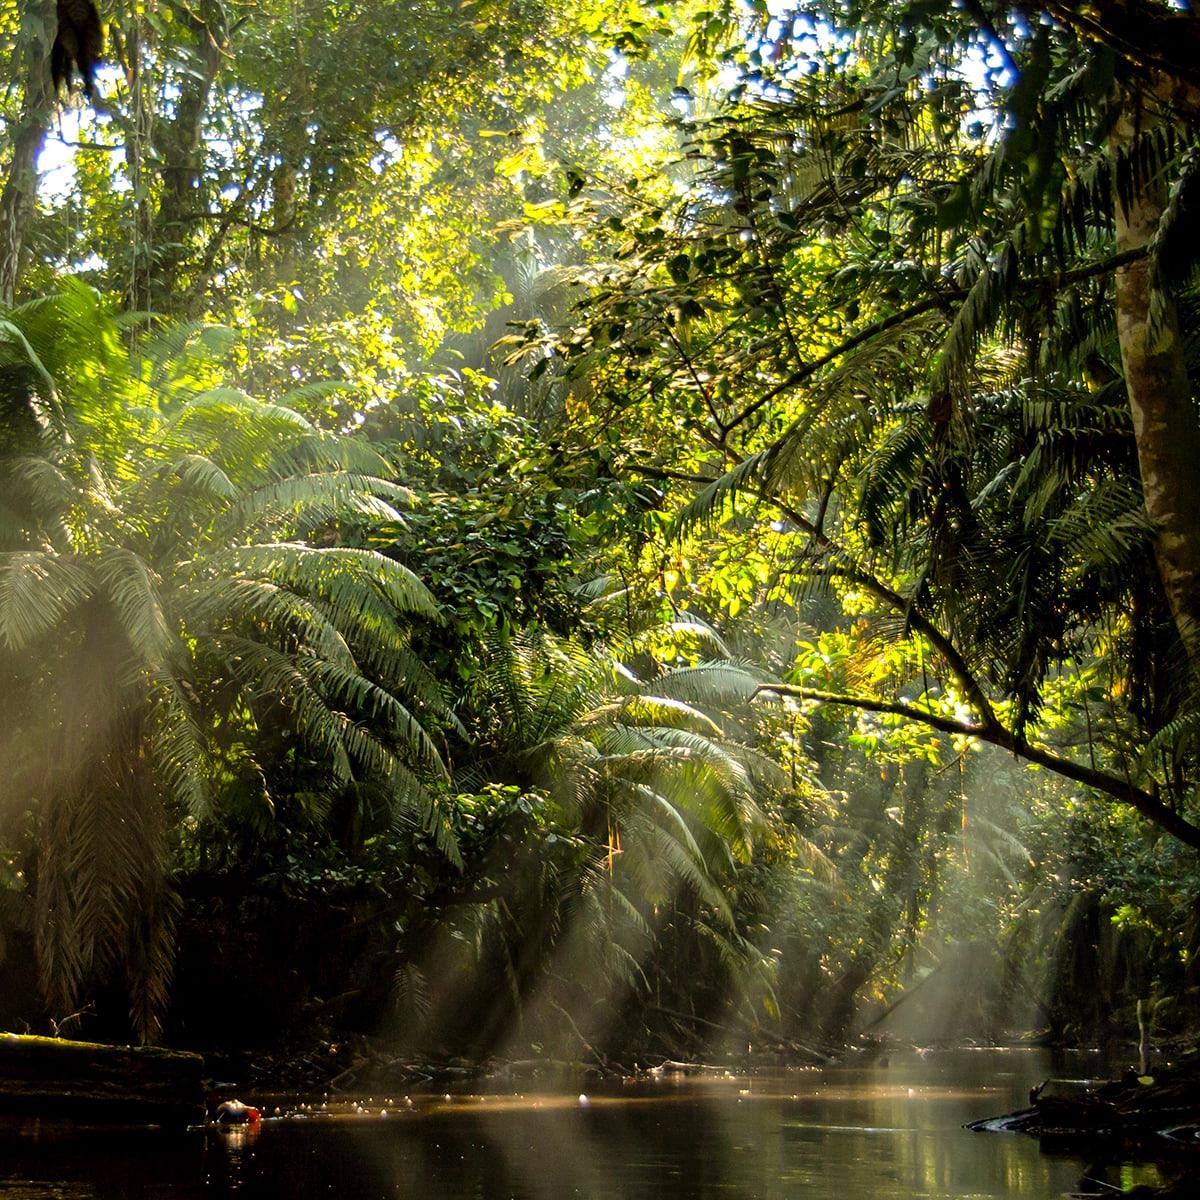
[0,285,458,1038]
[0,551,91,649]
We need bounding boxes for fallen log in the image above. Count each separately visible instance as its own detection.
[0,1031,205,1125]
[967,1065,1200,1199]
[968,1056,1200,1152]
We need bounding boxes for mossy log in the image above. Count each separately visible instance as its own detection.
[0,1031,205,1124]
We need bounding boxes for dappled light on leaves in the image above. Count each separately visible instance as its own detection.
[1,3,1199,1135]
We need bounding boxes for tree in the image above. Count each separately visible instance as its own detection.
[0,283,453,1039]
[0,0,57,304]
[537,0,1200,848]
[400,625,789,1058]
[7,0,670,408]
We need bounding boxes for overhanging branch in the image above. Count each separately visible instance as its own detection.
[628,459,1003,728]
[718,248,1149,440]
[755,683,1200,850]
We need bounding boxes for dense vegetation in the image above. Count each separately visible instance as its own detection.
[1,0,1199,1070]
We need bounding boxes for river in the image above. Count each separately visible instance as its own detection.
[0,1049,1133,1198]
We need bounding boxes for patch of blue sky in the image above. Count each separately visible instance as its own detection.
[37,65,130,200]
[747,0,1016,117]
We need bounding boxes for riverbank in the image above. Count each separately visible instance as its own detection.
[0,1032,205,1124]
[202,1028,847,1096]
[966,1048,1200,1198]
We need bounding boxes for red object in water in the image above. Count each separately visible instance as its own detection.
[215,1099,262,1124]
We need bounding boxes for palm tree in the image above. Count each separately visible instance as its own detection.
[407,623,793,1058]
[0,283,455,1040]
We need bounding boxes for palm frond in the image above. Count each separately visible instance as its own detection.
[626,813,734,926]
[221,473,415,537]
[209,542,440,623]
[162,389,315,479]
[126,453,239,511]
[857,410,934,546]
[393,961,431,1022]
[578,694,724,738]
[303,655,448,780]
[673,454,768,539]
[145,671,211,819]
[219,635,355,784]
[650,661,765,706]
[0,552,92,650]
[125,881,181,1045]
[656,615,732,657]
[0,456,77,539]
[182,576,358,668]
[935,236,1022,395]
[95,548,177,672]
[0,317,67,438]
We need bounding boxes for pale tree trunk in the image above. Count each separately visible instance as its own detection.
[1112,107,1200,666]
[0,0,58,305]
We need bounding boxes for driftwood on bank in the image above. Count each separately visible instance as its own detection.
[966,1058,1200,1199]
[0,1031,205,1124]
[969,1055,1200,1152]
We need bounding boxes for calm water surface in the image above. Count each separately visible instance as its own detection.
[0,1050,1098,1199]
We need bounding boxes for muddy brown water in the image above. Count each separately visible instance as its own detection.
[0,1049,1126,1198]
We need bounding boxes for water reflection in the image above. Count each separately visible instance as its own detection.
[0,1050,1091,1199]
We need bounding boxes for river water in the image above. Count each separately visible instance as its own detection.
[0,1049,1114,1198]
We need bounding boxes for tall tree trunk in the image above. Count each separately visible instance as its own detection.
[146,2,225,312]
[1112,107,1200,666]
[0,0,58,305]
[113,16,157,312]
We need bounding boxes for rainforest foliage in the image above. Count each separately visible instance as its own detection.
[1,0,1200,1060]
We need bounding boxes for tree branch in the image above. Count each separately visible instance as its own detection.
[755,684,1200,849]
[627,458,1003,729]
[717,248,1149,440]
[719,294,957,440]
[1042,1,1200,100]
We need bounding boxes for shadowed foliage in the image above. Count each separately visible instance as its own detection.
[0,283,454,1040]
